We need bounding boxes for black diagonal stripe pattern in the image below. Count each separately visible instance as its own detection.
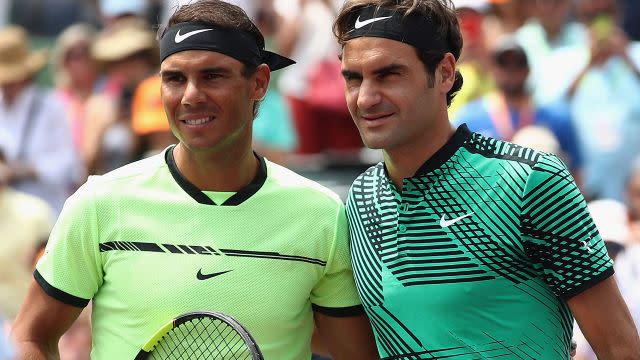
[99,241,326,266]
[347,166,388,308]
[520,154,613,300]
[346,130,611,358]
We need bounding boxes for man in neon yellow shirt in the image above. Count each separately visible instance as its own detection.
[11,1,378,359]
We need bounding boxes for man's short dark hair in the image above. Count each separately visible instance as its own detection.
[333,0,464,106]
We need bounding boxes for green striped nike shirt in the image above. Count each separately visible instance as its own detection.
[346,124,613,360]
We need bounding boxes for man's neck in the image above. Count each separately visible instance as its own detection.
[173,143,259,192]
[383,122,455,190]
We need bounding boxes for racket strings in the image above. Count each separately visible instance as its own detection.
[148,317,254,359]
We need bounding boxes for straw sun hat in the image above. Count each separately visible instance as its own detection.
[0,26,48,85]
[90,18,158,64]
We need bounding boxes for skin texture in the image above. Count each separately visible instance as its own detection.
[340,36,456,188]
[160,49,268,192]
[568,277,640,359]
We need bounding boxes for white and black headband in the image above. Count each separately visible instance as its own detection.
[344,5,450,55]
[160,22,295,71]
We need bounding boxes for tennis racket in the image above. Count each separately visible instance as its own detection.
[134,311,264,360]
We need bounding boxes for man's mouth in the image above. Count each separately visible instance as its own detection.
[182,116,214,125]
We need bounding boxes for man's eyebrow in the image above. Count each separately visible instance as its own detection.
[199,67,232,75]
[160,67,233,77]
[341,69,361,79]
[160,70,182,78]
[373,63,406,76]
[341,63,407,79]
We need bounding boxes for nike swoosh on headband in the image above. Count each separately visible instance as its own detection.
[175,28,214,43]
[354,15,392,29]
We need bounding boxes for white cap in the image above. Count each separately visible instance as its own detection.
[588,199,631,245]
[452,0,490,12]
[512,126,560,154]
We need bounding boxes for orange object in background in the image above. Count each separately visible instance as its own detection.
[131,75,169,136]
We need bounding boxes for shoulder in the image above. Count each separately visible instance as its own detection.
[80,151,168,197]
[347,163,384,199]
[463,132,557,169]
[265,160,344,207]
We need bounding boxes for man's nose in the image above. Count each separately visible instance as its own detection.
[181,80,205,106]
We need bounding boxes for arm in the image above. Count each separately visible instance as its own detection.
[568,276,640,360]
[11,280,84,360]
[314,312,379,360]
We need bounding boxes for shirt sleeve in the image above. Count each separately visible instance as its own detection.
[310,202,364,317]
[34,178,104,307]
[520,154,614,299]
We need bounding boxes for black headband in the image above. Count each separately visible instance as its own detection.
[344,6,450,54]
[160,22,295,71]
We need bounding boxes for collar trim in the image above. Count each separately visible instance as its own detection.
[165,145,267,206]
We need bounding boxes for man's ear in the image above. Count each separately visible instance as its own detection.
[251,64,271,101]
[438,53,456,93]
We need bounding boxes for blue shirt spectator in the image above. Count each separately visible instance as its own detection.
[453,97,582,171]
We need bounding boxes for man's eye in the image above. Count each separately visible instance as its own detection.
[379,71,399,79]
[205,73,223,80]
[163,74,184,83]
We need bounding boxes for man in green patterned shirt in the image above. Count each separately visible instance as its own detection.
[333,0,640,358]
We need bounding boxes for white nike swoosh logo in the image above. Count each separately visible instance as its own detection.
[175,28,214,43]
[440,212,474,228]
[354,15,392,29]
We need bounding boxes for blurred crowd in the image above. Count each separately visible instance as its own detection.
[1,0,639,359]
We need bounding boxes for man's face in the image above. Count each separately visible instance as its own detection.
[160,50,268,155]
[341,37,451,152]
[491,51,529,97]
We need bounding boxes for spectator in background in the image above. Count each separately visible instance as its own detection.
[516,0,587,96]
[0,25,82,215]
[161,0,261,23]
[627,158,640,243]
[449,0,495,118]
[512,124,563,157]
[0,145,53,320]
[620,0,640,41]
[252,2,298,165]
[131,74,176,159]
[276,0,362,165]
[51,23,99,158]
[534,0,640,202]
[483,0,532,48]
[0,316,14,360]
[84,18,159,174]
[99,0,149,27]
[453,37,583,174]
